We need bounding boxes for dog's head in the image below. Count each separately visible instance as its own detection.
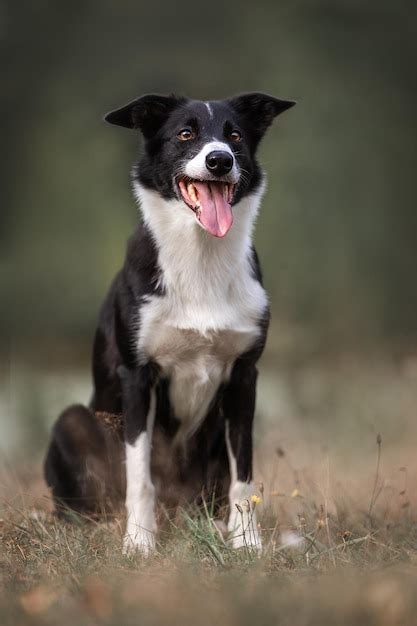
[105,93,295,238]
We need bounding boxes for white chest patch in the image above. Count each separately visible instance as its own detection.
[134,183,268,439]
[139,305,262,439]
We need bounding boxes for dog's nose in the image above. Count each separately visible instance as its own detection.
[205,151,234,176]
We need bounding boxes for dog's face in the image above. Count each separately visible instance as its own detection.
[105,93,295,237]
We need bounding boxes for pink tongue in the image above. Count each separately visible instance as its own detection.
[193,181,233,238]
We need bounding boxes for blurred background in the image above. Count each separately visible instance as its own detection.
[1,0,417,470]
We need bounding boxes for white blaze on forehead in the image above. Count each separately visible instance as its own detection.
[205,102,214,120]
[184,141,240,183]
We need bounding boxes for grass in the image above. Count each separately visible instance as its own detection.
[2,350,417,624]
[2,436,417,626]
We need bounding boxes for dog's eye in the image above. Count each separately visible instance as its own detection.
[177,129,195,141]
[229,130,242,142]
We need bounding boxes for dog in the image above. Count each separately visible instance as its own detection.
[44,92,295,554]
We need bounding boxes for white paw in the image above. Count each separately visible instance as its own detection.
[122,527,156,557]
[228,481,263,552]
[228,498,262,552]
[229,526,262,551]
[228,518,262,552]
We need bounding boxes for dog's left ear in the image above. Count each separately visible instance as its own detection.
[228,92,296,144]
[104,94,184,138]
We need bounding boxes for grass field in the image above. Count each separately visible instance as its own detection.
[2,350,417,625]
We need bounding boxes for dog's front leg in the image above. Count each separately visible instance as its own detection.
[223,360,262,551]
[119,364,157,556]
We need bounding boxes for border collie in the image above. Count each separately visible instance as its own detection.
[44,92,295,554]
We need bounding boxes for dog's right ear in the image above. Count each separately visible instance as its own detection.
[104,94,184,138]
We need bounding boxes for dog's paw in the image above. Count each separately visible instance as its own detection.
[122,528,156,557]
[229,526,262,552]
[227,499,262,553]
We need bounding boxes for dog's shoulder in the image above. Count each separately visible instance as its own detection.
[122,223,164,296]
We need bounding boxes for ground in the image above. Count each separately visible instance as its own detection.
[2,350,417,625]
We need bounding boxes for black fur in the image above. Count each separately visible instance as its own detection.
[107,93,295,205]
[44,92,294,521]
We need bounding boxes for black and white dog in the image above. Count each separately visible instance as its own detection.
[44,92,295,554]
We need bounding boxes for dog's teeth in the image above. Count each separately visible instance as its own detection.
[187,183,198,206]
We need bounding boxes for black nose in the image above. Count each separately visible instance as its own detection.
[205,150,234,176]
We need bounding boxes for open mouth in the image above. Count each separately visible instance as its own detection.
[178,179,235,238]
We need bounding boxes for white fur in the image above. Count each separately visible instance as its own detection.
[123,389,157,556]
[134,182,268,440]
[205,102,214,120]
[225,421,262,550]
[184,140,240,183]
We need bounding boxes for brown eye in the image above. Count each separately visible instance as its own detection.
[177,128,195,141]
[229,130,242,142]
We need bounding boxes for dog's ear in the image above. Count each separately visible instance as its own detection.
[104,94,184,138]
[228,92,295,145]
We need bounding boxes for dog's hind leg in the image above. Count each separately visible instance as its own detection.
[44,404,123,517]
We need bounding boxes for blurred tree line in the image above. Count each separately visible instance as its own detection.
[2,0,417,357]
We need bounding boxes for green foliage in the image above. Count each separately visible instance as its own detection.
[3,0,417,348]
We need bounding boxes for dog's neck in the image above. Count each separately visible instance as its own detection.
[133,181,265,298]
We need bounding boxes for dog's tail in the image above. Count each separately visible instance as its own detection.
[44,404,125,518]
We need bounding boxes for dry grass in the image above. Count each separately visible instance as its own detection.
[2,437,417,626]
[2,351,417,625]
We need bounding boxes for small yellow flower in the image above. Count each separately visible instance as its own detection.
[251,495,262,506]
[291,489,301,498]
